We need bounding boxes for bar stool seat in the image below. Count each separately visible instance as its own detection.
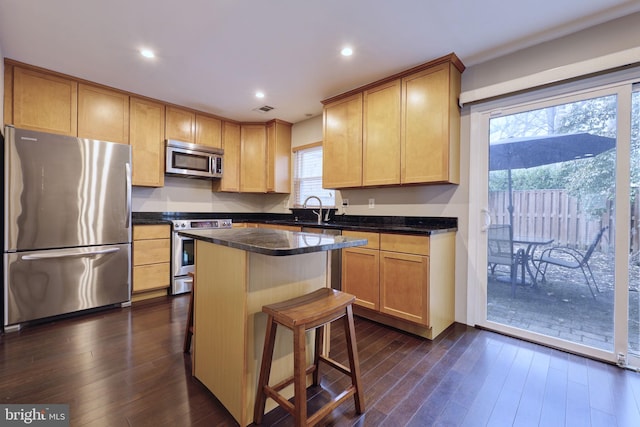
[254,288,365,427]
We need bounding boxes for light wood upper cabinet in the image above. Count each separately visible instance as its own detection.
[266,119,292,193]
[166,106,195,142]
[322,53,464,189]
[213,121,241,192]
[78,83,129,144]
[196,114,222,148]
[402,62,461,184]
[322,93,363,189]
[4,64,13,126]
[363,79,401,186]
[11,66,78,136]
[130,97,165,187]
[240,124,267,192]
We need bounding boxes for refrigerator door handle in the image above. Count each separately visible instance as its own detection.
[22,247,121,260]
[125,162,132,228]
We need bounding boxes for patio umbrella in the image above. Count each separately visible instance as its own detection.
[489,132,616,227]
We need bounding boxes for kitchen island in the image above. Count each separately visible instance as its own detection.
[178,227,367,427]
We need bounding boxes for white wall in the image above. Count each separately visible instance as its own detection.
[132,177,267,213]
[462,12,640,93]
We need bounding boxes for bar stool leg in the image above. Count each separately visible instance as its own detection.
[312,325,324,386]
[254,315,278,425]
[293,324,307,427]
[344,305,365,414]
[183,272,195,354]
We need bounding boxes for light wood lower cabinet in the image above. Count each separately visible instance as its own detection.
[342,230,455,339]
[132,224,171,301]
[342,231,380,310]
[380,250,429,324]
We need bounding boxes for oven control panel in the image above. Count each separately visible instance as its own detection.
[172,219,233,230]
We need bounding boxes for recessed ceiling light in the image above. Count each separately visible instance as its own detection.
[140,48,155,59]
[255,91,265,98]
[341,47,353,57]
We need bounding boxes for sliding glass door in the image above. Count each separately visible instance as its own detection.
[471,77,639,367]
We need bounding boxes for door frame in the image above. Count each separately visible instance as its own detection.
[467,69,640,367]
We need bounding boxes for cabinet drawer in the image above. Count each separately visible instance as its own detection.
[133,224,171,240]
[133,238,170,265]
[342,230,379,249]
[133,263,170,292]
[380,233,429,255]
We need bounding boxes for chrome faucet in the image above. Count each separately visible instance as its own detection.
[303,195,323,224]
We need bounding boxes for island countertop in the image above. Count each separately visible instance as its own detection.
[178,227,368,256]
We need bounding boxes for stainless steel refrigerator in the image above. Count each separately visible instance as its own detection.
[3,125,132,330]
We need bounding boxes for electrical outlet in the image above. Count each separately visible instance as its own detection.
[368,198,375,209]
[342,199,349,207]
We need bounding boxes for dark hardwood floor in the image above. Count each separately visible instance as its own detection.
[1,295,639,426]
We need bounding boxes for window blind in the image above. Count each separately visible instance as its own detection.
[293,145,335,207]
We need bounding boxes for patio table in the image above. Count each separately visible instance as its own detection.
[513,236,554,285]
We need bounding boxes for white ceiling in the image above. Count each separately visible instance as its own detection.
[1,0,640,124]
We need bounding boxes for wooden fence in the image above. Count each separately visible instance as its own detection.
[489,189,615,252]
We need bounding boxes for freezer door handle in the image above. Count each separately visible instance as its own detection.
[125,162,132,228]
[21,247,121,260]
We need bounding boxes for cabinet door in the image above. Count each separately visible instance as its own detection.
[12,66,78,136]
[380,251,429,325]
[78,84,129,144]
[213,121,241,192]
[322,93,363,188]
[132,224,171,293]
[196,114,222,148]
[133,264,170,292]
[342,247,380,310]
[133,224,170,240]
[363,79,401,186]
[4,64,13,125]
[130,97,165,187]
[401,63,459,184]
[266,120,292,193]
[240,124,267,193]
[166,106,195,142]
[133,238,171,266]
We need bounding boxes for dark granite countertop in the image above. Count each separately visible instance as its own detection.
[133,212,457,235]
[178,228,368,256]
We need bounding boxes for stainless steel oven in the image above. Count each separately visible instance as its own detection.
[171,218,232,294]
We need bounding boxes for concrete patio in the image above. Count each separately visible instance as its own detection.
[487,251,640,353]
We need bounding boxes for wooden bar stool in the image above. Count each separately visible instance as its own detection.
[183,272,195,354]
[254,288,365,427]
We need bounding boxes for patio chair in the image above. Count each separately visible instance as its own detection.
[534,226,608,299]
[487,224,525,297]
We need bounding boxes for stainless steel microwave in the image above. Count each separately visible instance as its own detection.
[165,139,223,179]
